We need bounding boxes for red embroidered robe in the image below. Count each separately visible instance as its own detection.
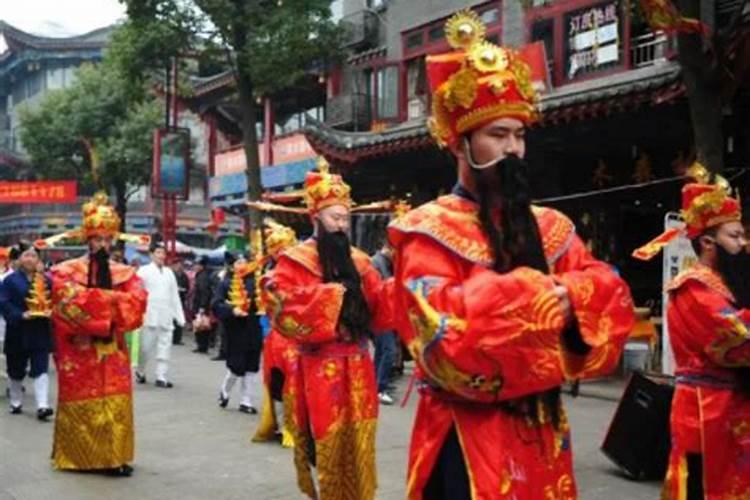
[388,194,634,499]
[267,239,392,500]
[50,257,147,470]
[663,264,750,499]
[253,266,300,446]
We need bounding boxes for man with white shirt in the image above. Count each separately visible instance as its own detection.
[136,241,185,388]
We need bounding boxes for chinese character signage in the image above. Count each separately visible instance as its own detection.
[0,181,77,203]
[152,127,190,199]
[566,1,620,79]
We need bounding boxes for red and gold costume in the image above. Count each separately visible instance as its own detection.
[265,163,392,500]
[47,193,147,470]
[635,178,750,499]
[388,10,635,499]
[254,219,300,447]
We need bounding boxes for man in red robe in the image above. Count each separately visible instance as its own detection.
[253,218,299,447]
[265,159,392,500]
[43,193,147,476]
[634,172,750,499]
[388,9,635,499]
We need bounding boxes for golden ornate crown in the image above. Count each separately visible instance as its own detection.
[633,162,741,260]
[427,9,539,147]
[263,218,297,258]
[82,192,121,238]
[303,157,352,214]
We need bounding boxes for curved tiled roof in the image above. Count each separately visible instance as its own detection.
[304,117,432,164]
[0,21,113,51]
[305,63,685,163]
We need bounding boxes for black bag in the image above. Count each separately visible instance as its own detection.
[601,370,674,480]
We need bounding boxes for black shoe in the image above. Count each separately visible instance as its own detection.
[218,392,229,408]
[9,405,22,415]
[104,464,133,477]
[173,341,184,346]
[155,380,174,389]
[239,405,257,414]
[37,407,54,421]
[134,372,147,384]
[211,355,226,361]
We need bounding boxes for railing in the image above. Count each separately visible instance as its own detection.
[325,93,371,131]
[340,10,379,49]
[630,32,671,68]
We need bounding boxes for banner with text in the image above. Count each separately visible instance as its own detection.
[0,181,77,203]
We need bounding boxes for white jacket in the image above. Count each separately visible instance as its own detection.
[137,262,186,330]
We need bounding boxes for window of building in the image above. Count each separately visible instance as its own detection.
[376,66,399,119]
[11,81,26,106]
[480,7,500,25]
[406,31,424,50]
[531,18,555,79]
[403,2,501,59]
[406,58,427,119]
[428,25,444,42]
[47,65,65,90]
[27,71,43,98]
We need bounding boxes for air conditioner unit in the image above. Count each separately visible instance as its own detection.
[369,0,388,11]
[407,98,425,120]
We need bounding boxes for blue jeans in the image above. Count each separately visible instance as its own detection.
[373,332,396,393]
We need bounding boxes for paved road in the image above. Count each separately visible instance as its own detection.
[0,341,662,499]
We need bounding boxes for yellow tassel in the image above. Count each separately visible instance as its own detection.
[280,427,295,448]
[251,386,278,443]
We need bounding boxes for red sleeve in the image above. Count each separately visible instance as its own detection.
[110,273,147,334]
[268,256,345,344]
[552,235,635,378]
[669,281,750,367]
[393,235,567,402]
[51,273,113,338]
[359,259,395,334]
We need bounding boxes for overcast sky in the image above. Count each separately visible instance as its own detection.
[0,0,126,36]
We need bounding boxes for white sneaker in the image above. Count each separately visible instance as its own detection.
[378,392,394,405]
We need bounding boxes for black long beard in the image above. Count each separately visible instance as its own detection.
[472,155,564,428]
[715,245,750,394]
[317,223,371,342]
[716,245,750,309]
[88,248,113,290]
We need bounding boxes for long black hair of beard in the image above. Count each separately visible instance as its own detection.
[472,154,563,429]
[88,247,113,290]
[317,223,371,342]
[716,245,750,309]
[715,244,750,394]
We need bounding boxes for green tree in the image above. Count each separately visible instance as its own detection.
[118,0,344,229]
[18,63,162,228]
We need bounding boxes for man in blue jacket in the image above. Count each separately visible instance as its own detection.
[0,242,54,420]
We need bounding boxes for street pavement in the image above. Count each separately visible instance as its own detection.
[0,340,662,500]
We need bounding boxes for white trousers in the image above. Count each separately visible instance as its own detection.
[138,326,172,382]
[220,370,259,408]
[8,374,49,410]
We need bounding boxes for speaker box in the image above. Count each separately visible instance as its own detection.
[601,370,674,480]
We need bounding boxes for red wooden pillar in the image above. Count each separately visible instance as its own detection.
[263,97,274,167]
[622,0,632,70]
[553,14,565,87]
